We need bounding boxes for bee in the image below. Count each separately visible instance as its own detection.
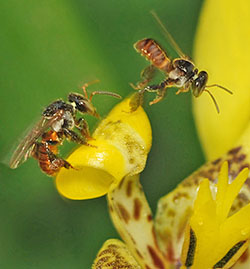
[31,130,73,176]
[130,11,232,113]
[9,82,121,176]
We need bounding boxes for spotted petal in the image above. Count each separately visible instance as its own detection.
[155,146,250,266]
[108,174,169,269]
[92,239,141,268]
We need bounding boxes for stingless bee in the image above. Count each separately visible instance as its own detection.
[130,11,232,113]
[9,82,121,176]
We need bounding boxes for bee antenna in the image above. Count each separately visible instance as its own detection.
[89,91,122,101]
[206,84,233,95]
[150,10,185,58]
[82,79,100,99]
[204,89,220,113]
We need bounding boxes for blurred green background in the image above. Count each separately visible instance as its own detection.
[0,0,205,268]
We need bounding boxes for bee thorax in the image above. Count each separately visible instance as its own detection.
[52,119,64,132]
[169,69,186,87]
[62,111,74,129]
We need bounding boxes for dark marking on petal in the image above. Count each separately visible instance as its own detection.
[136,248,143,258]
[238,192,249,203]
[185,228,196,267]
[208,168,215,175]
[118,177,125,189]
[228,146,242,155]
[109,205,114,213]
[245,177,250,188]
[239,248,249,263]
[133,198,142,220]
[167,209,176,217]
[173,192,190,203]
[239,163,250,172]
[236,153,246,163]
[126,180,133,197]
[166,241,175,263]
[95,256,110,267]
[152,227,160,249]
[213,241,246,268]
[128,232,136,245]
[147,245,165,269]
[117,202,130,224]
[147,214,153,222]
[95,242,137,268]
[212,158,222,165]
[129,158,135,164]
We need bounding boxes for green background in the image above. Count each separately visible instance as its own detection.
[0,0,205,268]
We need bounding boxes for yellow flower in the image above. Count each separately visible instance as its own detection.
[90,0,250,265]
[53,0,250,267]
[93,160,250,269]
[193,0,250,160]
[55,96,152,200]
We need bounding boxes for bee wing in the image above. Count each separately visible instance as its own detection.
[150,10,188,59]
[9,110,64,169]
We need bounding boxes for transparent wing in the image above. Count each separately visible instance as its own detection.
[9,111,64,169]
[150,10,187,59]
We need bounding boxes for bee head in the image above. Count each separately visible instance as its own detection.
[192,71,208,97]
[68,93,99,117]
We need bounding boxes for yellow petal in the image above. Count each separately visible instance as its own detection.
[55,96,152,200]
[193,0,250,160]
[92,239,141,269]
[217,165,249,221]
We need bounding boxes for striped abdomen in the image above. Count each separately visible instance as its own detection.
[33,131,63,176]
[35,143,61,175]
[134,38,172,73]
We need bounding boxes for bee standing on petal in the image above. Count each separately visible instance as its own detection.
[9,82,121,176]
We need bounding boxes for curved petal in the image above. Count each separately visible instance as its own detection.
[193,0,250,160]
[55,97,152,200]
[108,174,169,269]
[92,239,141,269]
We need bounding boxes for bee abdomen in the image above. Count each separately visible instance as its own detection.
[36,144,59,176]
[134,38,172,73]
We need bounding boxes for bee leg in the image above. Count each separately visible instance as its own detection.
[129,88,146,112]
[62,160,74,169]
[176,88,189,95]
[149,89,167,105]
[146,78,178,105]
[131,65,156,90]
[129,82,163,110]
[63,128,96,147]
[43,142,74,170]
[63,128,86,144]
[73,117,92,140]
